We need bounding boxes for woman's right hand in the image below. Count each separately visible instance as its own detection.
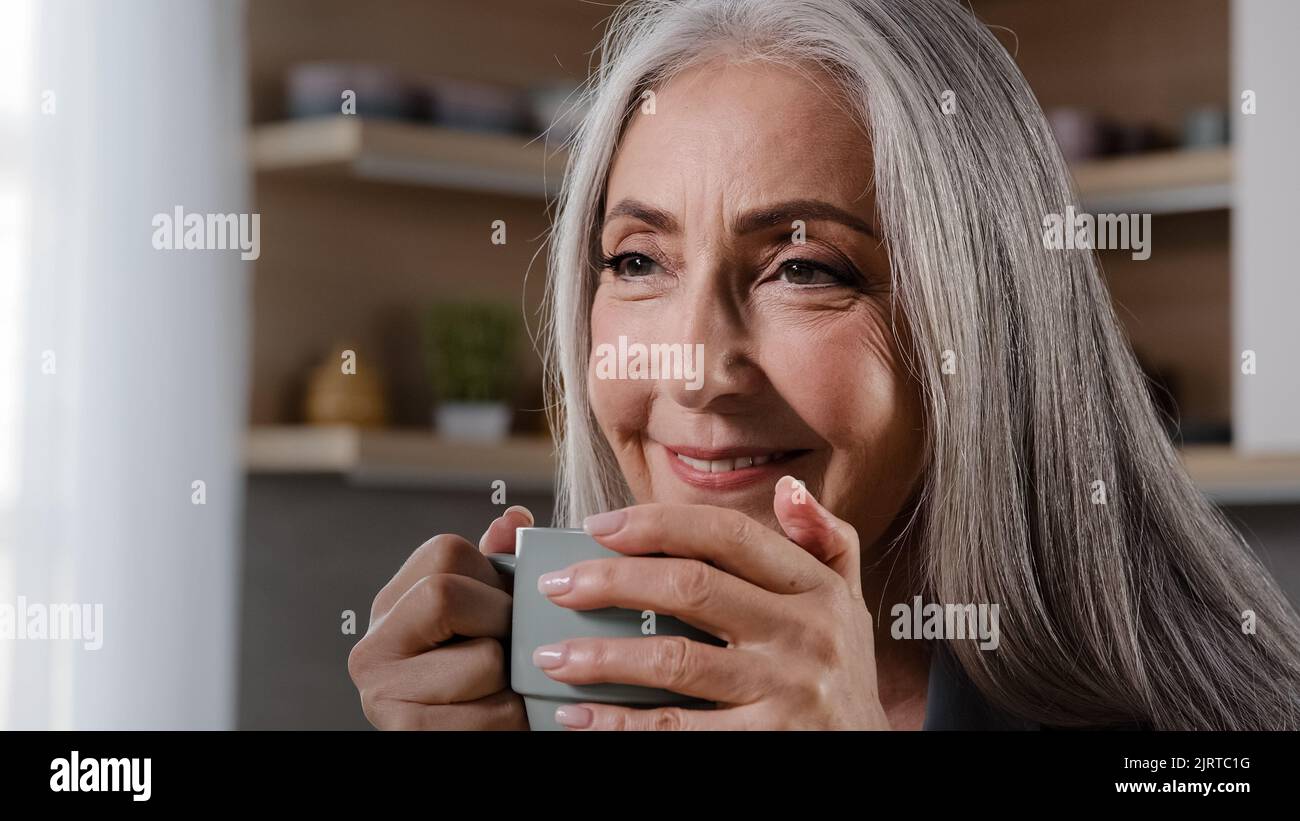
[348,506,534,730]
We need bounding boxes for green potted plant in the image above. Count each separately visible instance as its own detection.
[423,300,519,441]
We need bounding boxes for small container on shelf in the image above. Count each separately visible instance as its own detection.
[412,75,530,133]
[423,301,521,443]
[302,342,389,428]
[1182,106,1230,150]
[528,82,590,144]
[1046,106,1104,162]
[286,62,418,120]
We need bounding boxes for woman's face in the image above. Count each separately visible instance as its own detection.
[588,59,924,553]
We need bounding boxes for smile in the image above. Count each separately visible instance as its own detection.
[664,444,810,489]
[674,451,787,473]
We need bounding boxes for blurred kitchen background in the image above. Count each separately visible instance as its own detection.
[2,0,1298,729]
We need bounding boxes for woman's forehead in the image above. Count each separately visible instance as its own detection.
[605,60,874,220]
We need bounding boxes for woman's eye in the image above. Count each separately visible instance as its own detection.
[604,253,662,279]
[778,259,842,286]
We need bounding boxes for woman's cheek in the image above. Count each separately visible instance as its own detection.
[587,364,653,440]
[587,300,654,447]
[759,317,893,439]
[760,311,924,496]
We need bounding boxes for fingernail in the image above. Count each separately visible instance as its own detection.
[504,505,534,525]
[538,569,573,596]
[781,475,816,505]
[555,704,592,729]
[583,509,626,536]
[532,643,567,669]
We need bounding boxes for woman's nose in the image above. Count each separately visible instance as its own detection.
[664,285,764,412]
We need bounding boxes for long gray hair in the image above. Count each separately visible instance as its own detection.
[539,0,1300,729]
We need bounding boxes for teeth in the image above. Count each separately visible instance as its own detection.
[677,454,713,471]
[675,452,784,473]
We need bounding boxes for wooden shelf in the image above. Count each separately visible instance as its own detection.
[1073,148,1232,214]
[1178,445,1300,505]
[250,117,563,198]
[252,119,1228,212]
[245,425,555,491]
[245,427,1300,503]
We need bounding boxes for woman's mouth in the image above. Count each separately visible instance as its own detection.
[663,444,810,490]
[674,451,785,472]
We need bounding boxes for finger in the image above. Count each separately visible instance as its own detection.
[772,475,863,597]
[582,502,832,594]
[374,637,508,704]
[368,573,512,657]
[534,635,770,704]
[373,532,504,622]
[555,702,753,731]
[479,505,534,554]
[540,556,784,643]
[367,688,527,731]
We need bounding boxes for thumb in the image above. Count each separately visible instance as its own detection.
[773,475,862,597]
[478,505,534,554]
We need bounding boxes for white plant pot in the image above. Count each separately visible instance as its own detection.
[436,401,511,442]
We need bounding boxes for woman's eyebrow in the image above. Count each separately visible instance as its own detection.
[602,198,679,233]
[601,197,878,239]
[734,199,878,239]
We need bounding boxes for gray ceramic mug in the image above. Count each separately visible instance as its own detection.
[486,527,724,730]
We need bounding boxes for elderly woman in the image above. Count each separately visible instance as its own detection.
[348,0,1300,730]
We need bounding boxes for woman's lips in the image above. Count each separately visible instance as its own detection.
[663,444,809,490]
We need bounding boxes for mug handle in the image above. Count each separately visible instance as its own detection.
[486,553,516,577]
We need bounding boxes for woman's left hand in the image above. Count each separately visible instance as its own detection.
[533,475,891,730]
